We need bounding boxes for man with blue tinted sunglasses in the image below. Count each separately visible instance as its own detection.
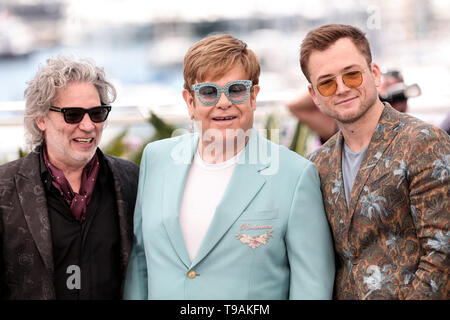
[124,34,335,300]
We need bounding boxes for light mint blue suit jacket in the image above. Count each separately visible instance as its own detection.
[124,130,335,299]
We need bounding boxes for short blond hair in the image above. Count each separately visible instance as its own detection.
[183,34,260,91]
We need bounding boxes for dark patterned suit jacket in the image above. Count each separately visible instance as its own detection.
[0,149,139,299]
[309,104,449,300]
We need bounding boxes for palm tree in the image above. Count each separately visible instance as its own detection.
[18,147,28,158]
[289,120,310,157]
[102,129,129,158]
[393,160,408,189]
[102,111,178,165]
[432,153,450,183]
[385,234,399,255]
[363,264,394,300]
[426,230,450,254]
[410,204,420,225]
[331,172,342,204]
[264,114,279,143]
[129,112,177,165]
[360,190,388,219]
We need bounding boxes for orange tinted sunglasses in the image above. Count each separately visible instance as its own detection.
[316,68,368,97]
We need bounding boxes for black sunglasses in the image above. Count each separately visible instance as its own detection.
[49,105,111,124]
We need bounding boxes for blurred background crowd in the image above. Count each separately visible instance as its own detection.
[1,0,449,164]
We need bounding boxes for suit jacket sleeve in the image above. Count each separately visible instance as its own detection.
[0,214,5,298]
[123,147,150,300]
[286,162,335,299]
[404,128,449,299]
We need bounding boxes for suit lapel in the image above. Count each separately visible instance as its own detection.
[348,104,402,218]
[327,132,351,241]
[191,131,268,268]
[104,154,133,278]
[162,134,197,268]
[333,132,348,209]
[16,152,54,275]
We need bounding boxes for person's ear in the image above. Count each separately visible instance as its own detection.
[371,62,381,87]
[250,85,260,111]
[182,89,195,119]
[308,84,320,106]
[35,116,47,131]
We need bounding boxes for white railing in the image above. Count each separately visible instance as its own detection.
[1,95,448,164]
[0,97,296,163]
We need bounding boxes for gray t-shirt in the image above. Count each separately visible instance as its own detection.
[342,142,368,209]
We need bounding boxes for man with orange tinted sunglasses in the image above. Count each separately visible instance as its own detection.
[286,68,417,145]
[300,24,449,300]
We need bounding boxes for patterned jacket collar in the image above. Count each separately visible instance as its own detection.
[344,104,402,215]
[16,150,54,277]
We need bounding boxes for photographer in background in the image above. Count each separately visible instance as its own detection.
[440,112,450,135]
[286,68,421,144]
[378,69,421,113]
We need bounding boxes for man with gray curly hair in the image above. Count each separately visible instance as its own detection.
[0,56,139,299]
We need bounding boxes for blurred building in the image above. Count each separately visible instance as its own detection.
[0,0,449,163]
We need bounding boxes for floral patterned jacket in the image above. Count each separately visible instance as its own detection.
[309,104,449,300]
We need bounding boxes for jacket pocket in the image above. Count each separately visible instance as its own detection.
[238,209,278,220]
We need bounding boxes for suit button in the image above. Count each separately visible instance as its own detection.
[187,270,197,279]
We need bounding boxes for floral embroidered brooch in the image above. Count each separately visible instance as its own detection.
[236,229,273,249]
